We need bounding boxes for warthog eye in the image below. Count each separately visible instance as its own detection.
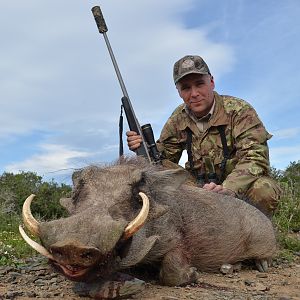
[52,249,63,258]
[80,251,93,259]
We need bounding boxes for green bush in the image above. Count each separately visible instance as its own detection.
[272,161,300,255]
[0,172,72,265]
[0,171,71,220]
[273,186,300,233]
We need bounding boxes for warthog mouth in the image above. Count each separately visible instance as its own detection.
[50,250,115,282]
[52,262,91,280]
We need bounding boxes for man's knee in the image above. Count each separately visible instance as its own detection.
[245,177,282,217]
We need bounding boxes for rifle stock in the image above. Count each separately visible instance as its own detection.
[121,97,151,158]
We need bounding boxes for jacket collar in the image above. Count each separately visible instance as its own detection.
[209,92,230,127]
[178,91,230,133]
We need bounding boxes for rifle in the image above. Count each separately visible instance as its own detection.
[91,6,161,163]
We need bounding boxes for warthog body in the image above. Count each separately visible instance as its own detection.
[21,157,276,288]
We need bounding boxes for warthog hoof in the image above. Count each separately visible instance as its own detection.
[255,258,271,272]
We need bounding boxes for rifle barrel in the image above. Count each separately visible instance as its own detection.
[91,6,151,162]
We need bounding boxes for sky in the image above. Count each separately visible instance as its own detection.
[0,0,299,184]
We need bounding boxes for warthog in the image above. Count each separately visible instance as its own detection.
[20,157,276,294]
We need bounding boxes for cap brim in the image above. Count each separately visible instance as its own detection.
[174,70,210,84]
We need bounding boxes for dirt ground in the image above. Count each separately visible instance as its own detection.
[0,255,299,300]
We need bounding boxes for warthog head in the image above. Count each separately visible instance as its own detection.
[19,158,187,281]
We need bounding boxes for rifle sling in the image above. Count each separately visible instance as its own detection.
[186,128,196,177]
[186,125,230,184]
[217,125,230,183]
[119,104,124,157]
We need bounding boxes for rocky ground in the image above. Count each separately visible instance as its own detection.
[0,255,299,300]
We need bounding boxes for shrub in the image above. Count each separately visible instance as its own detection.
[0,172,72,265]
[272,161,300,255]
[0,171,71,220]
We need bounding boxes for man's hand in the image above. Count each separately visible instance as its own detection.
[203,182,236,197]
[126,131,142,151]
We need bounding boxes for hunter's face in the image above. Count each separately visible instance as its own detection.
[176,73,215,118]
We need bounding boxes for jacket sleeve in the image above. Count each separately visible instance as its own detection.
[156,116,184,164]
[222,106,272,195]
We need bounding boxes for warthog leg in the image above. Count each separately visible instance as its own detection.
[159,248,198,286]
[255,258,270,272]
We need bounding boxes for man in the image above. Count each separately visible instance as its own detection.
[127,55,281,216]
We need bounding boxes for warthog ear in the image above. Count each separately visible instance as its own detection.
[131,169,143,184]
[59,197,75,214]
[72,169,83,186]
[119,234,159,268]
[143,168,189,192]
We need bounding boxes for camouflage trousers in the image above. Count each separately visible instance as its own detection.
[243,176,282,217]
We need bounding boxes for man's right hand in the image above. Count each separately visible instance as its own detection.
[126,131,142,151]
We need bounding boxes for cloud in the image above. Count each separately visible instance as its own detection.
[0,0,235,137]
[269,145,300,170]
[0,0,237,177]
[271,128,300,140]
[5,144,91,175]
[3,1,298,178]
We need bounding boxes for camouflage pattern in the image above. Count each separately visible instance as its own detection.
[173,55,211,84]
[91,6,108,34]
[245,176,282,217]
[156,91,281,214]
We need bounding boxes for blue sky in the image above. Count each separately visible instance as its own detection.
[1,0,299,184]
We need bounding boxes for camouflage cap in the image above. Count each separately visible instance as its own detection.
[173,55,211,84]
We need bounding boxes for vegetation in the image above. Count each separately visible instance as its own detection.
[272,161,300,257]
[0,213,35,266]
[0,171,71,266]
[0,162,299,266]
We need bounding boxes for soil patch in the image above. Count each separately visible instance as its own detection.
[0,256,299,300]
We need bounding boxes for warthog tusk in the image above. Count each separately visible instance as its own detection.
[19,225,55,260]
[123,192,150,240]
[22,194,40,236]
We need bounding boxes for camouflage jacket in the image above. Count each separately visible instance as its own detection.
[156,91,272,195]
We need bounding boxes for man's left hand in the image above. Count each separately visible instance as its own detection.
[203,182,236,197]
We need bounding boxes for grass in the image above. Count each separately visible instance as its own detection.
[273,181,300,257]
[0,212,36,266]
